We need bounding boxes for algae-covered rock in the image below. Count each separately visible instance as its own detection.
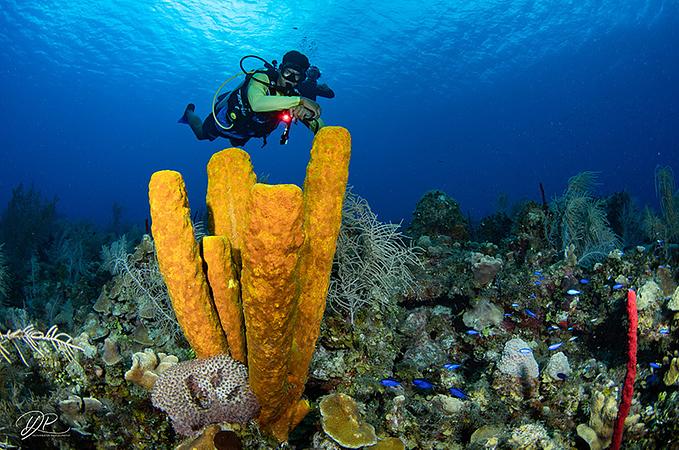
[507,423,556,449]
[668,286,679,311]
[469,424,504,447]
[470,252,503,286]
[408,190,469,241]
[102,337,122,366]
[463,298,504,330]
[319,393,377,448]
[434,394,465,416]
[637,280,662,311]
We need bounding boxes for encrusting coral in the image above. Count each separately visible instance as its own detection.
[319,393,378,448]
[148,127,351,441]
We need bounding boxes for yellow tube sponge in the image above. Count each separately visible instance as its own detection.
[240,183,304,435]
[148,170,228,358]
[290,126,351,395]
[202,236,246,364]
[206,148,257,252]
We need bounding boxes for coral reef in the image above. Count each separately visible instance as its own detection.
[3,161,679,449]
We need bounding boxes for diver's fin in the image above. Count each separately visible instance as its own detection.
[177,103,196,124]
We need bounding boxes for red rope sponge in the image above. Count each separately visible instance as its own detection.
[611,288,638,450]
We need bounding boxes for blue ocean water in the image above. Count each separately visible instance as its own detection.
[1,0,677,226]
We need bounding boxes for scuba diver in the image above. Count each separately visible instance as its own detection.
[297,65,335,101]
[178,50,323,147]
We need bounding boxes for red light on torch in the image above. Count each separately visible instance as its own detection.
[280,109,292,144]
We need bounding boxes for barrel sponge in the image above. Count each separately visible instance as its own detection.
[202,235,246,364]
[240,184,304,431]
[148,170,228,358]
[206,148,256,251]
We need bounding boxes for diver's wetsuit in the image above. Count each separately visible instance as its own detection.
[202,72,311,146]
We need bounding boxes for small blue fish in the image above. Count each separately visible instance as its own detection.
[525,309,538,319]
[649,362,662,369]
[504,313,513,317]
[530,293,537,299]
[534,270,542,276]
[380,378,401,388]
[518,347,532,355]
[548,342,564,351]
[548,325,560,331]
[612,283,624,290]
[449,387,468,399]
[412,378,434,389]
[443,363,462,371]
[466,329,480,335]
[556,373,568,380]
[534,280,542,286]
[579,278,589,284]
[568,336,578,342]
[566,289,581,295]
[646,373,660,385]
[511,303,520,308]
[659,327,670,335]
[567,326,574,331]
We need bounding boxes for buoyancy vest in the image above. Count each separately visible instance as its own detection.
[219,67,286,144]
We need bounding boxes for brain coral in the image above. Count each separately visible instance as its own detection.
[150,354,259,436]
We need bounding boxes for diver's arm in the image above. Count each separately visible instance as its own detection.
[302,117,325,135]
[248,73,301,112]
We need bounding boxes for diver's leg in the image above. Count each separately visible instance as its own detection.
[180,103,210,140]
[186,106,211,140]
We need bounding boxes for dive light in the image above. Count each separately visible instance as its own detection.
[280,110,292,145]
